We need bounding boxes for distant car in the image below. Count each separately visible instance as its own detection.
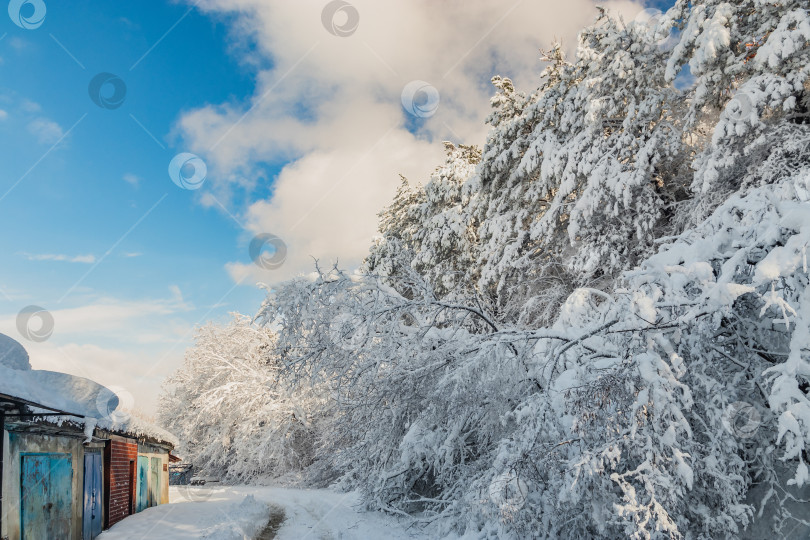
[190,475,219,486]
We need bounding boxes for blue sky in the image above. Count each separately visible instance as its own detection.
[0,1,265,311]
[0,0,667,414]
[0,1,272,410]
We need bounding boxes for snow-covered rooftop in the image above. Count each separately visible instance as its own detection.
[0,364,105,417]
[0,333,176,446]
[96,414,180,448]
[0,332,31,371]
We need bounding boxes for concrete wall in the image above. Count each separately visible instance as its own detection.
[1,429,85,540]
[137,443,170,505]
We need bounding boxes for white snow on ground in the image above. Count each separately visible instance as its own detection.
[98,485,436,539]
[97,491,269,540]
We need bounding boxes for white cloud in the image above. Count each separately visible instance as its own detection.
[27,117,65,144]
[123,173,140,186]
[20,99,41,113]
[0,288,196,414]
[24,253,97,263]
[169,284,184,304]
[226,130,441,283]
[0,109,7,120]
[179,0,642,283]
[18,341,181,417]
[0,288,193,345]
[8,37,27,51]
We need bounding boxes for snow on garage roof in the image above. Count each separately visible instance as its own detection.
[0,332,31,371]
[0,364,104,417]
[0,333,176,446]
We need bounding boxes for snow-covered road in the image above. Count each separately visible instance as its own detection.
[97,485,433,539]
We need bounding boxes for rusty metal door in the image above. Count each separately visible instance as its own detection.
[21,453,73,540]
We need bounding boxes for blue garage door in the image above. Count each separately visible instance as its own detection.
[21,453,73,540]
[83,451,103,539]
[136,456,149,512]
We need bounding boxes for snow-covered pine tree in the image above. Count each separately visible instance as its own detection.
[367,142,482,302]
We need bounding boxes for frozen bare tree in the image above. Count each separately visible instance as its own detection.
[159,315,327,482]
